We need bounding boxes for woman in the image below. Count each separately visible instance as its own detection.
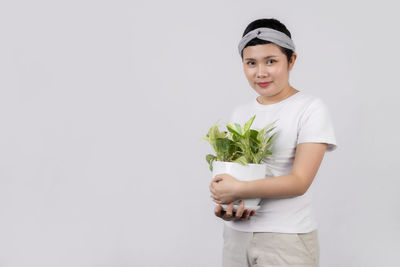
[209,18,337,267]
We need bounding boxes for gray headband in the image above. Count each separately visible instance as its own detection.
[238,27,295,56]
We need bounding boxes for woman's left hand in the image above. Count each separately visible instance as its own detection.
[209,173,243,204]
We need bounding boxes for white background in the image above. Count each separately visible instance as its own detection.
[0,0,399,266]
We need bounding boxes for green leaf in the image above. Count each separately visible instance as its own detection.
[226,122,243,136]
[206,154,217,171]
[265,131,278,146]
[243,115,256,134]
[249,129,260,152]
[215,138,232,154]
[206,154,216,163]
[250,129,259,140]
[233,156,248,166]
[257,120,278,144]
[231,133,241,142]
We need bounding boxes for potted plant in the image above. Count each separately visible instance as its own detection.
[202,115,277,211]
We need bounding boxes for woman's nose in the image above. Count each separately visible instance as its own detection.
[256,64,269,78]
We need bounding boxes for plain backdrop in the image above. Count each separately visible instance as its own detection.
[0,0,399,266]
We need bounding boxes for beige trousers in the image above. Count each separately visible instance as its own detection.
[222,224,320,267]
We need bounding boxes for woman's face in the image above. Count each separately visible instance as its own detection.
[242,43,297,100]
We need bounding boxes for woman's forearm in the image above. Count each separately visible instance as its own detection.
[238,174,306,199]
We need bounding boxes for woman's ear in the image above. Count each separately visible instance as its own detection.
[288,53,297,71]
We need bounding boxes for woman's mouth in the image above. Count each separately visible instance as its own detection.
[257,82,271,88]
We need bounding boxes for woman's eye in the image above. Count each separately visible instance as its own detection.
[246,60,276,66]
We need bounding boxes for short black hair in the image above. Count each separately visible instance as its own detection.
[240,18,294,65]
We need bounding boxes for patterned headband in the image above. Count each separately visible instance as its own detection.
[238,27,295,56]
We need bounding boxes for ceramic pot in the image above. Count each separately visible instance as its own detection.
[212,160,268,212]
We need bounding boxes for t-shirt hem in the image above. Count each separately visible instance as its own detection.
[224,221,318,234]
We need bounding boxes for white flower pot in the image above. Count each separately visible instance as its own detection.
[212,160,268,212]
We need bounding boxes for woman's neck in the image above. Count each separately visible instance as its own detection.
[257,86,299,105]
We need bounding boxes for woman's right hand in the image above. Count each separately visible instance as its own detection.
[214,200,256,221]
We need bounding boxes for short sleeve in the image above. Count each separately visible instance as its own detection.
[297,98,337,152]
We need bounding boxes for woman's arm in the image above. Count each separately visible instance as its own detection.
[239,142,327,199]
[210,143,328,204]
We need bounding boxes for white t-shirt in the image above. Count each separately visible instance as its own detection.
[224,91,337,233]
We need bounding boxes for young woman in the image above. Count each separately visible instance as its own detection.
[209,18,337,267]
